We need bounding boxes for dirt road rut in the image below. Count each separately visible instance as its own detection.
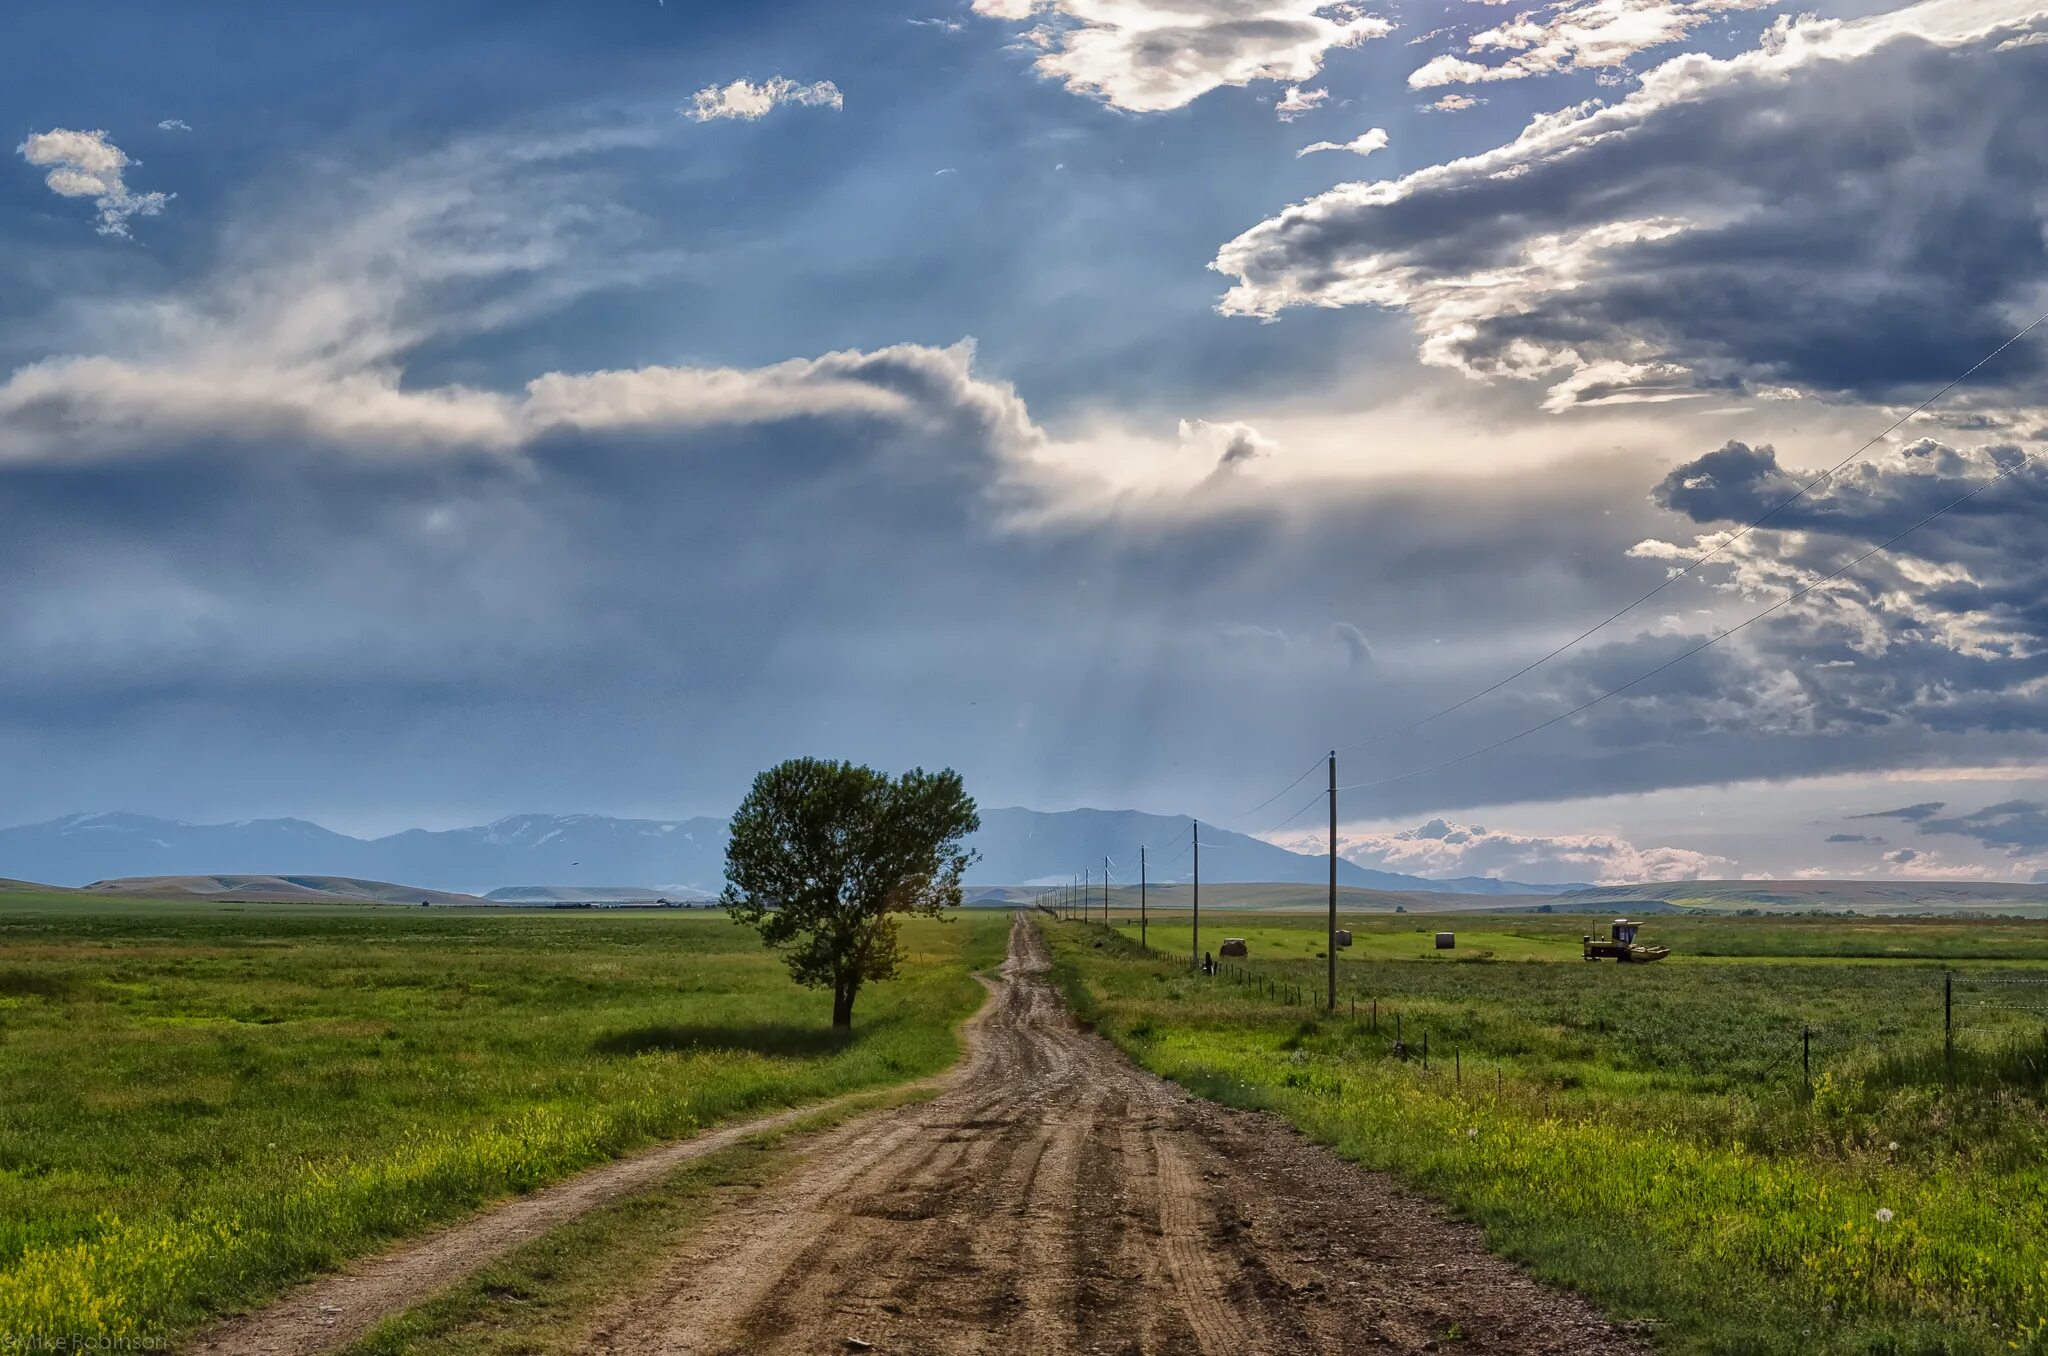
[583,917,1646,1355]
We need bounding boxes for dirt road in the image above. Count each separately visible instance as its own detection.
[581,917,1647,1355]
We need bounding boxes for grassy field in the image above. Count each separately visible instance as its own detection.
[1041,909,2048,1355]
[0,893,1006,1348]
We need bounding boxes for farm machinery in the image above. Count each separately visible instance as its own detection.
[1582,918,1670,963]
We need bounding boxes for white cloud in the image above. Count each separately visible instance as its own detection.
[0,127,1046,467]
[157,119,193,132]
[1275,84,1330,119]
[1427,92,1482,109]
[1322,816,1731,883]
[1881,847,2005,879]
[0,330,1037,466]
[1214,0,2048,409]
[16,128,171,237]
[971,1,1393,112]
[1297,127,1388,157]
[1407,0,1776,88]
[524,343,1036,445]
[682,76,844,122]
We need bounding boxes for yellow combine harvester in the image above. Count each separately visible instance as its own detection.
[1582,917,1670,963]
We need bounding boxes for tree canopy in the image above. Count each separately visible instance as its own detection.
[722,759,980,1027]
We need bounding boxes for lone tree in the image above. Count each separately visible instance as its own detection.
[723,759,980,1028]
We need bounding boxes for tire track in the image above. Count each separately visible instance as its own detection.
[580,917,1653,1355]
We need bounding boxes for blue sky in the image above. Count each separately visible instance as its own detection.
[6,0,2048,886]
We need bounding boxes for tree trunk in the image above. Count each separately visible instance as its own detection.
[832,979,857,1028]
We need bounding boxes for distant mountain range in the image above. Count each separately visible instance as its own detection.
[0,808,1581,897]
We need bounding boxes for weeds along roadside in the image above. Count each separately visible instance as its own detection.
[1034,913,2048,1356]
[0,901,1009,1349]
[337,1080,945,1356]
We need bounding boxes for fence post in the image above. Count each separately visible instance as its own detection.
[1944,972,1955,1092]
[1455,1048,1461,1085]
[1422,1030,1429,1071]
[1802,1024,1810,1095]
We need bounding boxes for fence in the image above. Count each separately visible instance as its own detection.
[1055,912,2048,1100]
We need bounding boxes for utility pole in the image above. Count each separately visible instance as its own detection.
[1944,971,1955,1091]
[1140,846,1148,950]
[1084,869,1090,924]
[1192,819,1201,972]
[1327,749,1338,1013]
[1104,855,1110,926]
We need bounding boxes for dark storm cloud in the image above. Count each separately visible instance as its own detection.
[0,389,1685,825]
[1826,833,1877,843]
[21,360,2048,828]
[1855,803,1948,822]
[1913,800,2048,854]
[1603,426,2048,788]
[1213,3,2048,409]
[1651,440,2043,552]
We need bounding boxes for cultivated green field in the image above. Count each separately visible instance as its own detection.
[1043,909,2048,1355]
[0,894,1005,1348]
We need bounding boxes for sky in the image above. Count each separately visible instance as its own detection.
[5,0,2048,886]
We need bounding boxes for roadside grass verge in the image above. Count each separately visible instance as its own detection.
[0,898,1006,1348]
[1038,912,2048,1355]
[340,1084,935,1356]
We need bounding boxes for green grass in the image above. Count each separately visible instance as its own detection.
[0,896,1006,1348]
[1041,910,2048,1355]
[1107,907,2048,963]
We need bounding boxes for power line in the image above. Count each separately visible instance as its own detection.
[1331,307,2048,758]
[1337,448,2038,795]
[1232,754,1327,822]
[1262,785,1330,838]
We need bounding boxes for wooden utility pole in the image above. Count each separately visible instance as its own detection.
[1104,855,1110,926]
[1945,971,1955,1090]
[1327,750,1338,1013]
[1192,820,1201,971]
[1140,846,1148,949]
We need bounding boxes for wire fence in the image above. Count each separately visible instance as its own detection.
[1050,911,2048,1100]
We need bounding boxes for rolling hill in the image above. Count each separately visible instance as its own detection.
[81,875,490,905]
[482,885,717,904]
